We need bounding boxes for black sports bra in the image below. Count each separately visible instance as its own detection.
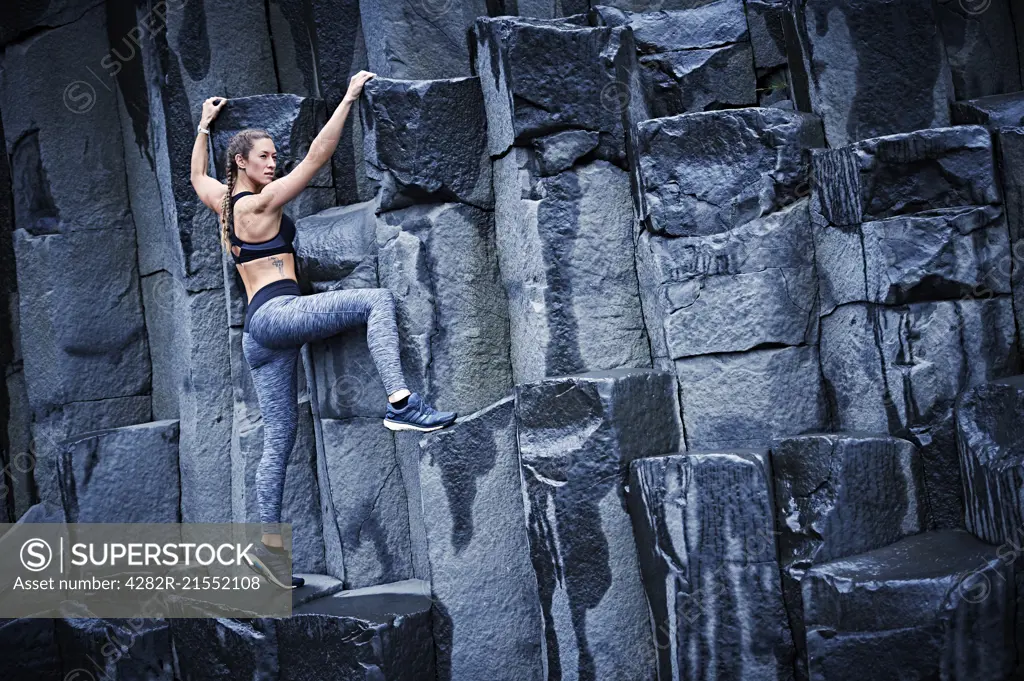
[228,191,297,264]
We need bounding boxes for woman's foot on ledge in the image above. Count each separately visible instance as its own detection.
[383,392,457,432]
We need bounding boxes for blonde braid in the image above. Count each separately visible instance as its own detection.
[219,129,272,254]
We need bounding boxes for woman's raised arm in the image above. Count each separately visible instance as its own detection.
[258,71,375,213]
[190,96,228,212]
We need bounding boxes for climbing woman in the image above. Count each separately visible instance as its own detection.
[189,71,457,590]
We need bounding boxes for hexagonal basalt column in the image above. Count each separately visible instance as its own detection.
[514,368,683,681]
[628,450,795,681]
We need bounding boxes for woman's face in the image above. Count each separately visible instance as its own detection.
[237,138,277,186]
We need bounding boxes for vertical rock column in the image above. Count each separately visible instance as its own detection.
[294,201,413,587]
[0,4,153,508]
[474,16,653,384]
[812,125,1021,527]
[786,0,954,147]
[418,396,545,681]
[361,75,514,579]
[515,368,683,681]
[628,450,795,681]
[633,107,827,449]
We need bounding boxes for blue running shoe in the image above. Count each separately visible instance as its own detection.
[384,392,457,432]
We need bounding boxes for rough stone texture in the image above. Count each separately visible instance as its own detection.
[474,16,644,160]
[229,329,324,574]
[314,417,413,590]
[171,580,435,680]
[771,432,931,679]
[494,149,651,383]
[637,44,757,118]
[810,126,1000,228]
[362,77,492,211]
[419,396,544,681]
[813,205,1012,316]
[934,0,1022,101]
[594,0,749,54]
[57,420,180,524]
[954,92,1024,129]
[515,368,683,681]
[628,450,795,681]
[801,530,1016,681]
[55,618,174,681]
[376,203,513,415]
[489,0,591,17]
[360,0,488,80]
[787,0,954,147]
[995,127,1024,351]
[955,375,1024,545]
[745,0,789,69]
[634,107,823,237]
[637,200,817,364]
[819,297,1020,528]
[674,344,826,450]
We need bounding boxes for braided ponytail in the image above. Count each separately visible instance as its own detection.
[219,129,272,253]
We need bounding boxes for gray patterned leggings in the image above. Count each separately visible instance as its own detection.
[241,287,408,532]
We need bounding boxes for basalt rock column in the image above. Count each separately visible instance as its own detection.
[0,3,153,509]
[475,16,652,384]
[515,368,683,681]
[628,450,795,681]
[633,107,827,449]
[812,125,1020,527]
[418,396,545,681]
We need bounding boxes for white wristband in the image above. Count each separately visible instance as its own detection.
[198,124,210,135]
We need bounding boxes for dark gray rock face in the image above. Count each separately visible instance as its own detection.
[953,92,1024,128]
[360,0,488,80]
[819,298,1019,528]
[787,0,954,147]
[629,450,795,681]
[801,530,1016,681]
[745,0,789,69]
[514,369,683,681]
[771,433,930,571]
[934,0,1022,101]
[171,580,435,680]
[955,376,1024,545]
[314,418,413,589]
[494,148,650,384]
[376,203,513,415]
[473,16,643,160]
[810,126,1000,228]
[812,125,1019,528]
[995,127,1024,350]
[634,107,823,236]
[361,77,492,211]
[594,0,749,54]
[419,396,545,681]
[0,617,60,681]
[57,421,180,523]
[771,433,931,680]
[56,617,174,681]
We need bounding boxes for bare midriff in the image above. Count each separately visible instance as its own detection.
[230,205,297,304]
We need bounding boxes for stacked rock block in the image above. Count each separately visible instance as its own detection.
[634,107,827,449]
[811,125,1021,528]
[628,449,795,681]
[293,200,414,587]
[773,432,1016,681]
[0,3,155,511]
[474,16,653,384]
[170,579,436,681]
[593,0,759,118]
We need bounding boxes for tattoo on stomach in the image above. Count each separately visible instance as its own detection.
[270,255,284,275]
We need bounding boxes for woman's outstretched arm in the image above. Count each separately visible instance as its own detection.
[258,71,375,213]
[191,96,228,212]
